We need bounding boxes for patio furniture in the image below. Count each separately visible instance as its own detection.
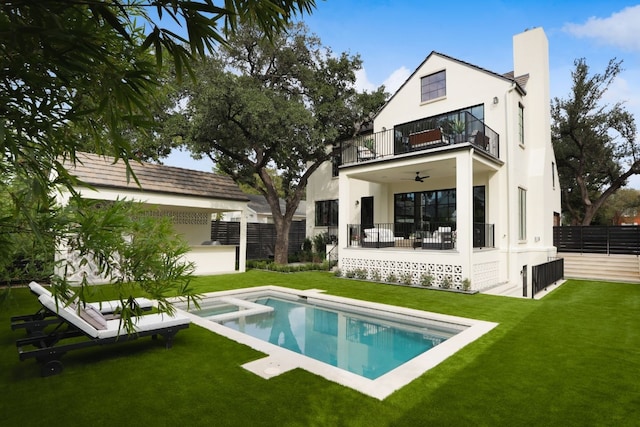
[409,128,446,149]
[362,228,396,248]
[15,293,190,376]
[11,282,154,336]
[357,146,376,161]
[422,227,454,250]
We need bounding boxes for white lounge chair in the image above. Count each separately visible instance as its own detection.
[15,293,190,376]
[11,282,154,336]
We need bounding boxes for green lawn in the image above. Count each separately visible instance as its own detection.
[1,271,639,426]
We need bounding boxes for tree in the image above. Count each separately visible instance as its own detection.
[0,1,316,315]
[163,23,388,264]
[552,58,638,225]
[595,188,640,225]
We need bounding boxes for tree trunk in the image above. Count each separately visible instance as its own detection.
[273,217,292,265]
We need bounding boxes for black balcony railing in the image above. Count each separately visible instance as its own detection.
[341,111,499,166]
[347,222,495,250]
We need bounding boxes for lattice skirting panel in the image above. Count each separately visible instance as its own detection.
[341,257,464,289]
[59,247,117,285]
[471,261,500,290]
[143,210,210,225]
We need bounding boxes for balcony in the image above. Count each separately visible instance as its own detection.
[341,111,499,166]
[347,222,495,250]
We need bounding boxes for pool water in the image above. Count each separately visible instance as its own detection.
[192,304,238,317]
[218,297,457,380]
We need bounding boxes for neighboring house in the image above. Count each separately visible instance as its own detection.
[57,152,249,282]
[306,27,561,293]
[222,194,306,223]
[618,208,640,225]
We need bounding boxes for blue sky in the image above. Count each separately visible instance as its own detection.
[163,1,640,186]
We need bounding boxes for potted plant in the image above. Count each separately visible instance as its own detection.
[450,119,465,143]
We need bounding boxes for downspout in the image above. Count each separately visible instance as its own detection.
[505,82,517,285]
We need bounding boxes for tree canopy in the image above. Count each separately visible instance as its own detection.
[551,58,638,225]
[157,22,387,263]
[0,1,316,319]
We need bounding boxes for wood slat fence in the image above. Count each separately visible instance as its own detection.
[211,221,306,260]
[554,226,640,255]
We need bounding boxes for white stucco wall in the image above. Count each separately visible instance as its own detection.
[306,27,561,292]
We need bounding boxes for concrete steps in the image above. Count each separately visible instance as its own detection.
[559,253,640,283]
[482,282,525,298]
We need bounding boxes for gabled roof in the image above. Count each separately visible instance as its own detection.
[246,194,306,218]
[67,152,249,202]
[376,51,528,118]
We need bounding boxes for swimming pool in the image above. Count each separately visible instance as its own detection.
[175,286,497,400]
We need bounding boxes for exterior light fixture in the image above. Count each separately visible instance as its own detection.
[493,96,499,104]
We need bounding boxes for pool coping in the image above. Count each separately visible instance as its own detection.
[173,286,498,400]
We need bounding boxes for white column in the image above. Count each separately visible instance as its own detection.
[455,151,473,281]
[238,207,248,272]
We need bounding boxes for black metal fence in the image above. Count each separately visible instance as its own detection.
[532,258,564,298]
[211,220,306,260]
[554,226,640,255]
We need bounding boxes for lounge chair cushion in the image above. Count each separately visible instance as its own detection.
[363,228,395,242]
[79,305,108,330]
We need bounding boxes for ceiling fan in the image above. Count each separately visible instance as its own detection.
[414,172,430,182]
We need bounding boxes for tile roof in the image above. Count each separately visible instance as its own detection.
[502,71,530,89]
[67,152,249,202]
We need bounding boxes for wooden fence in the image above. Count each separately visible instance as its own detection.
[553,226,640,255]
[211,220,306,260]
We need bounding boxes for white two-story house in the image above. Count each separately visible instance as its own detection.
[306,27,561,293]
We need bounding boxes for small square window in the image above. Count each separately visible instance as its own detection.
[421,71,446,103]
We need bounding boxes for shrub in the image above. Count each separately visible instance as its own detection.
[386,272,397,283]
[334,268,342,277]
[312,233,328,254]
[400,272,413,286]
[462,278,471,291]
[420,272,434,287]
[371,270,381,282]
[247,259,332,273]
[441,275,452,289]
[354,268,368,280]
[345,270,356,279]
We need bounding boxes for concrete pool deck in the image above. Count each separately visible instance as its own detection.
[173,286,498,400]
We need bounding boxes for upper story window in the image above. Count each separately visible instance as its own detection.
[421,70,446,103]
[518,103,525,145]
[518,187,527,241]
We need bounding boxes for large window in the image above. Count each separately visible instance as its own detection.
[394,187,486,237]
[315,200,338,226]
[421,70,446,103]
[518,187,526,240]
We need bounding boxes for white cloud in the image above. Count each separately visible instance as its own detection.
[382,66,411,95]
[354,68,376,92]
[563,5,640,52]
[355,66,411,95]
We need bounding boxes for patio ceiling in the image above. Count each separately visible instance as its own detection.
[344,156,499,184]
